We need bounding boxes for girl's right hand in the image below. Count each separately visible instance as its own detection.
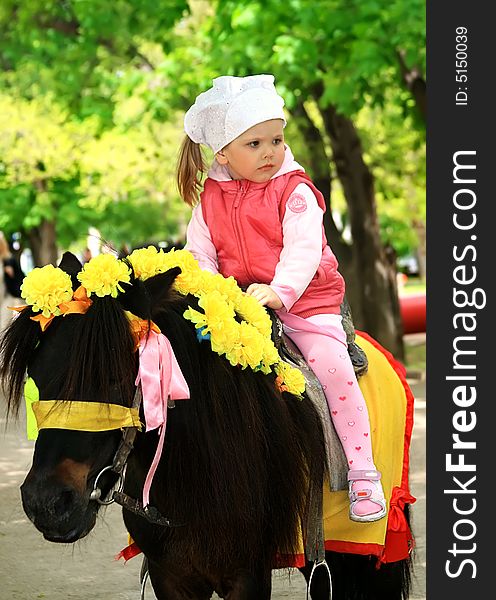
[246,283,283,309]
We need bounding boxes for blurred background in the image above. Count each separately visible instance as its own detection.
[0,0,425,361]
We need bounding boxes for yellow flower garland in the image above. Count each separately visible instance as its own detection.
[129,246,304,395]
[20,247,306,396]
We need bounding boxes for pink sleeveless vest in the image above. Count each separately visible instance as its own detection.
[200,171,345,318]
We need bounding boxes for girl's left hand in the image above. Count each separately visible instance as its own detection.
[245,283,283,309]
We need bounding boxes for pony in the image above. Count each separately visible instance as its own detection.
[0,252,412,599]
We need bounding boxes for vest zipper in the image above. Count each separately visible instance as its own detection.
[231,182,257,283]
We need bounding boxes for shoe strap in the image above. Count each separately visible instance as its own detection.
[347,469,382,481]
[350,489,372,502]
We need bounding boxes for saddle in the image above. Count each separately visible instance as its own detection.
[270,297,368,493]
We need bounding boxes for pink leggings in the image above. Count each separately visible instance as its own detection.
[284,314,375,471]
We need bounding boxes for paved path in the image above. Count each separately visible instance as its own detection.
[0,379,425,599]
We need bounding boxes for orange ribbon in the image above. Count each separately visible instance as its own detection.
[10,286,93,332]
[126,313,161,350]
[59,285,93,315]
[9,305,28,313]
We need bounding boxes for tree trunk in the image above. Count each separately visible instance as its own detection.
[414,219,426,281]
[28,219,58,267]
[396,49,426,123]
[291,100,353,269]
[319,105,405,360]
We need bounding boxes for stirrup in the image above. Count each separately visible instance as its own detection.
[347,469,387,523]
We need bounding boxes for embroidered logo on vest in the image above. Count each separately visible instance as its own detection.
[287,193,307,213]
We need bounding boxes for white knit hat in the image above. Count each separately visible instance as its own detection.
[184,74,286,153]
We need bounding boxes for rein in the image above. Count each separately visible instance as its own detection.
[89,385,182,528]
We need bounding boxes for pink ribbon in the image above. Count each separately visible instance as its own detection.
[135,330,190,507]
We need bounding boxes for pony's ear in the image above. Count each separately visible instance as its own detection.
[144,267,182,313]
[118,267,181,320]
[58,252,83,290]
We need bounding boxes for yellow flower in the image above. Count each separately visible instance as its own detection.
[238,322,266,369]
[21,265,73,318]
[199,290,235,331]
[204,273,244,304]
[236,294,272,337]
[128,246,169,280]
[183,307,207,331]
[77,254,131,298]
[259,338,281,374]
[174,262,204,296]
[275,361,306,396]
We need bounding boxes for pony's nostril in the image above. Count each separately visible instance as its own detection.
[53,489,76,514]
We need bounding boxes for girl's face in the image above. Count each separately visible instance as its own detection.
[216,119,285,182]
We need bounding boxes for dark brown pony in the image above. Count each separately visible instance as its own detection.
[0,253,411,599]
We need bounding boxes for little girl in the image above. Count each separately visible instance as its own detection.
[177,74,386,523]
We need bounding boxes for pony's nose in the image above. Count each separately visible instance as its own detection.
[21,476,79,530]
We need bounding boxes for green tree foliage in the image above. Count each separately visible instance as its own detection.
[79,118,189,247]
[0,93,95,245]
[0,0,189,119]
[207,0,425,118]
[0,1,190,262]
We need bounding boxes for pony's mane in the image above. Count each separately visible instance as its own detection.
[0,307,43,416]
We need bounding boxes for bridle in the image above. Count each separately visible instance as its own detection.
[89,384,181,527]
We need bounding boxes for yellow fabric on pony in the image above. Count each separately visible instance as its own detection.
[321,334,408,549]
[31,400,142,433]
[24,377,40,440]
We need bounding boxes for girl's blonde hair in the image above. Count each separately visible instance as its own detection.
[176,135,207,207]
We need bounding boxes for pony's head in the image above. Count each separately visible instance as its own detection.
[0,251,180,542]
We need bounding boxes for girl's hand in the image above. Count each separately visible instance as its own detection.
[245,283,283,309]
